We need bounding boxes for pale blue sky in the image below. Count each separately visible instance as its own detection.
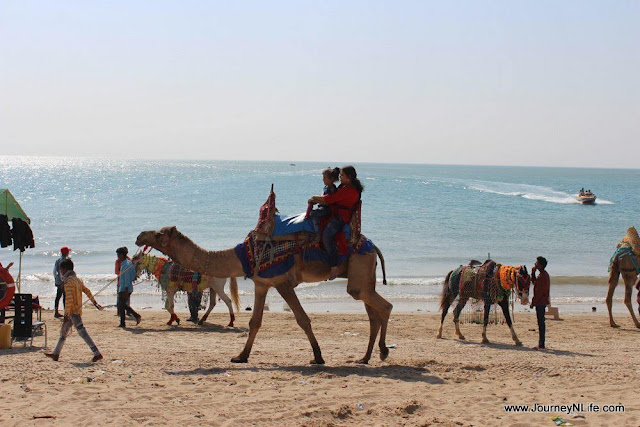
[1,1,638,167]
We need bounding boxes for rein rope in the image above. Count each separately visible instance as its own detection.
[82,246,152,306]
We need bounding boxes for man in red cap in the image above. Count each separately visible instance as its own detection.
[53,246,71,318]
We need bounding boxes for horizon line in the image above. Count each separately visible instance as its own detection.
[1,154,638,172]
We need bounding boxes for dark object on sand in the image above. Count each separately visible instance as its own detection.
[245,306,252,311]
[592,306,596,312]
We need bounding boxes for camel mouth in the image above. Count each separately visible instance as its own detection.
[135,231,153,247]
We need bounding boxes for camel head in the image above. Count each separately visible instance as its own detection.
[515,265,531,305]
[135,226,178,255]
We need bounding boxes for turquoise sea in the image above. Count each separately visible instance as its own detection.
[1,156,638,315]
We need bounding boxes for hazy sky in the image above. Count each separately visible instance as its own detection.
[1,1,638,167]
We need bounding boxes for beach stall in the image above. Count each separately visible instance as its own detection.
[0,189,34,293]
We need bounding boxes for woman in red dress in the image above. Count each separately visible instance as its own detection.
[308,165,364,280]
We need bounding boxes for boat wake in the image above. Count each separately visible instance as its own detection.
[467,180,614,205]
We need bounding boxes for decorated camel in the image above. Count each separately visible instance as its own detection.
[606,227,640,328]
[133,253,240,327]
[135,191,390,364]
[437,259,531,345]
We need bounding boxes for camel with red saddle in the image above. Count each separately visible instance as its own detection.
[135,190,390,364]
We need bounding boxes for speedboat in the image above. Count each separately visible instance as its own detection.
[577,192,596,204]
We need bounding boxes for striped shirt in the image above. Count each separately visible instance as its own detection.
[64,274,97,316]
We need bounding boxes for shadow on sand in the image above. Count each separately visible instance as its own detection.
[164,363,445,384]
[454,339,595,357]
[124,324,248,335]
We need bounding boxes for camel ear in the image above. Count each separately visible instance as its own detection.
[160,226,176,247]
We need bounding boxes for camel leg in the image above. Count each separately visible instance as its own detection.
[453,300,467,340]
[357,304,381,364]
[499,298,521,346]
[347,288,392,360]
[437,298,451,339]
[607,258,620,328]
[276,285,325,364]
[623,274,640,328]
[346,260,393,361]
[198,288,216,325]
[481,301,492,344]
[216,284,236,327]
[166,288,179,326]
[231,282,269,363]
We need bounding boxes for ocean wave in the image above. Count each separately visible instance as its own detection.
[24,273,118,283]
[553,276,609,285]
[467,180,614,205]
[382,277,445,286]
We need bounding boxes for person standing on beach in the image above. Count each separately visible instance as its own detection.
[187,290,203,323]
[114,247,132,317]
[116,247,141,328]
[45,258,104,362]
[53,246,71,318]
[530,256,550,349]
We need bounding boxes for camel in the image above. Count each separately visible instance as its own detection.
[133,253,240,327]
[136,225,391,364]
[437,260,531,345]
[606,227,640,328]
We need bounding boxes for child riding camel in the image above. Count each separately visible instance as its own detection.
[308,165,363,280]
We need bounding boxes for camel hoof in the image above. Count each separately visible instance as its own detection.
[380,347,389,361]
[197,319,204,326]
[436,333,442,339]
[356,358,369,365]
[611,323,620,328]
[457,335,466,341]
[310,358,325,365]
[231,356,248,363]
[482,338,490,344]
[227,322,234,328]
[514,341,523,347]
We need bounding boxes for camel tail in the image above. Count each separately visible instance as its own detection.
[374,245,387,285]
[229,277,240,313]
[439,270,454,312]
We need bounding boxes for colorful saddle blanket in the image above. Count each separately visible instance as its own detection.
[137,254,202,292]
[234,231,374,278]
[450,260,513,303]
[609,245,640,274]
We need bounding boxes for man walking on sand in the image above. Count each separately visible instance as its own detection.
[530,256,550,350]
[45,258,104,362]
[53,246,71,318]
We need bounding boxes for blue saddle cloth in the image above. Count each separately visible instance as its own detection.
[273,213,315,235]
[273,213,351,240]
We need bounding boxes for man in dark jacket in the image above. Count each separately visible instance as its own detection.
[53,247,71,318]
[530,256,550,349]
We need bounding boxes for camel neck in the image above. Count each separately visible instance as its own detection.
[169,236,245,278]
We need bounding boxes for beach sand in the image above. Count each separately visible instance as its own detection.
[1,309,638,426]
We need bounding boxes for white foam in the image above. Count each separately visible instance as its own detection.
[467,180,614,205]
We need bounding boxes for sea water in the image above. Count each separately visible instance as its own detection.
[1,156,638,315]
